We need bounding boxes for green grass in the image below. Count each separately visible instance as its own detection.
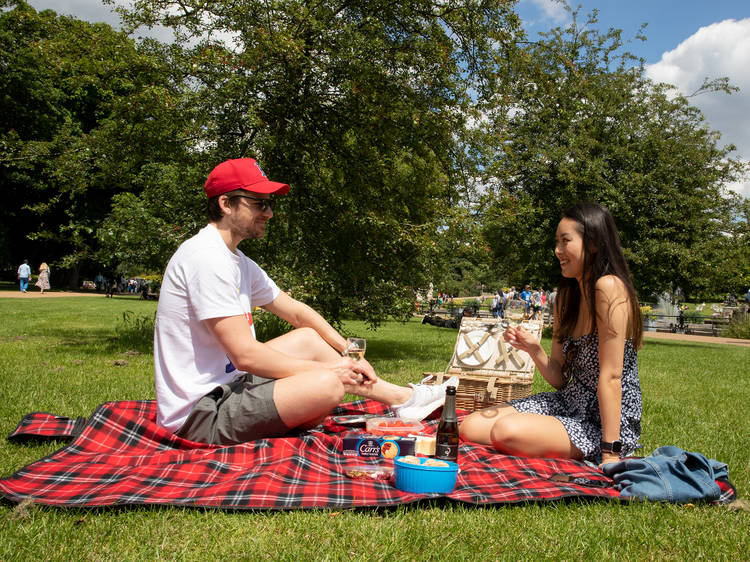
[0,294,748,561]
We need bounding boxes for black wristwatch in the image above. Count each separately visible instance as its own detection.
[600,439,622,454]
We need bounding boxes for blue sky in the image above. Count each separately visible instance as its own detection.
[25,0,750,196]
[517,0,750,64]
[516,0,750,197]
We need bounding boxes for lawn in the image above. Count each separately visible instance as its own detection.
[0,295,747,560]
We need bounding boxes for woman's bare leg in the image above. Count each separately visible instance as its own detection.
[460,405,583,460]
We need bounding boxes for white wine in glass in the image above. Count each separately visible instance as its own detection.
[504,299,527,326]
[345,337,366,361]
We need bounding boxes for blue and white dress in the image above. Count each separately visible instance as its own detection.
[510,333,642,463]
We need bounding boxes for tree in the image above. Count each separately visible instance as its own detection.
[109,0,522,324]
[0,2,195,285]
[479,7,748,301]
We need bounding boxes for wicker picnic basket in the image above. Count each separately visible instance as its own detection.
[424,317,543,412]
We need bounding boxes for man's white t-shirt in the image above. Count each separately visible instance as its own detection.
[154,224,280,432]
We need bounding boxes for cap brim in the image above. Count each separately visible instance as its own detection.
[239,180,290,195]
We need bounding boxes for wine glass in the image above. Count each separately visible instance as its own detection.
[345,337,366,361]
[504,299,527,327]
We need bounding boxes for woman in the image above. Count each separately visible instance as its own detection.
[35,262,51,294]
[460,202,642,466]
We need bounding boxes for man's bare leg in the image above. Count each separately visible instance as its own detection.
[266,328,412,406]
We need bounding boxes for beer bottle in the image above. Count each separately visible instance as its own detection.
[435,385,459,462]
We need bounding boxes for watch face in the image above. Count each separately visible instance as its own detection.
[601,440,622,453]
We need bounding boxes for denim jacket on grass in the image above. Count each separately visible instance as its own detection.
[601,445,730,503]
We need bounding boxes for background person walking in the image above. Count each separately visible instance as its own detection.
[17,260,31,293]
[35,262,51,294]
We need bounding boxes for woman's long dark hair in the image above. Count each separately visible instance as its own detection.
[555,202,642,348]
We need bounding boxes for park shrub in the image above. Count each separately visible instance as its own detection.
[254,309,293,342]
[724,315,750,340]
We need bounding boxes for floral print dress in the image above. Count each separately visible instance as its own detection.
[509,333,642,463]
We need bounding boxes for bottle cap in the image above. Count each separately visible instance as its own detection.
[446,385,456,395]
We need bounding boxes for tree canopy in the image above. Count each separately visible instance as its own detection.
[1,1,195,285]
[479,8,748,300]
[1,1,746,316]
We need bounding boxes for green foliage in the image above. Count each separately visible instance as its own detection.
[479,6,749,298]
[108,0,522,327]
[253,309,293,343]
[2,0,747,326]
[0,2,198,284]
[724,314,750,340]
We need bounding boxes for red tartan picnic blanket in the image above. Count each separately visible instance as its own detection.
[0,399,625,509]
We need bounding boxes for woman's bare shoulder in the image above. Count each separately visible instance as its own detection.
[595,275,628,299]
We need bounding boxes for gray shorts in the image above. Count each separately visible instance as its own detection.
[174,374,289,445]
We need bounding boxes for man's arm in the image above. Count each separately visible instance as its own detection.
[203,315,320,378]
[203,314,367,387]
[262,291,348,355]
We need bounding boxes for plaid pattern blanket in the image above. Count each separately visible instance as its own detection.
[0,399,657,509]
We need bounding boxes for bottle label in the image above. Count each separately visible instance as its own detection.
[435,438,458,461]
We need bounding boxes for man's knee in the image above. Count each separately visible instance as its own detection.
[316,370,346,406]
[293,326,324,344]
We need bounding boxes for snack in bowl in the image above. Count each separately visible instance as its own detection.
[393,455,459,494]
[422,459,450,467]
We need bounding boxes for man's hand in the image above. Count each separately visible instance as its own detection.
[327,357,378,387]
[351,357,378,385]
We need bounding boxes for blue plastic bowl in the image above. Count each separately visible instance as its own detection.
[393,456,459,494]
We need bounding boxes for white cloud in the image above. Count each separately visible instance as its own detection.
[520,0,570,26]
[646,18,750,198]
[27,0,120,26]
[26,0,177,43]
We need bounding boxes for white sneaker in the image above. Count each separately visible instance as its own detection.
[392,375,460,420]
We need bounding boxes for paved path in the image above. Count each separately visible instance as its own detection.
[0,290,107,299]
[643,330,749,348]
[5,291,750,347]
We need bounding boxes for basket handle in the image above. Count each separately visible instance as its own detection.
[486,376,498,400]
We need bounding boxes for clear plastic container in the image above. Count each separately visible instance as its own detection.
[343,464,394,481]
[365,417,424,436]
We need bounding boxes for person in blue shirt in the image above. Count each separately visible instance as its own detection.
[17,260,31,293]
[520,285,532,315]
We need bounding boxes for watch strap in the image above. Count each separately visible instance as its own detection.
[600,439,622,453]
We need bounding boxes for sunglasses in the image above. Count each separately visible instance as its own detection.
[229,194,273,212]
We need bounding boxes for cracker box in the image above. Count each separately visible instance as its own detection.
[342,432,416,459]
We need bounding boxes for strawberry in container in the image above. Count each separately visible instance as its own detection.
[365,417,424,436]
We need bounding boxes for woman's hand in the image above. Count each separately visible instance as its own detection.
[599,452,620,468]
[503,325,542,355]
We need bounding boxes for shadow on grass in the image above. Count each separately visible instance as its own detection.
[364,333,455,363]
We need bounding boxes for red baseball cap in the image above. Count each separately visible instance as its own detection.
[204,158,290,198]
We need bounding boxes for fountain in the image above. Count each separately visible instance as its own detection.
[656,292,676,318]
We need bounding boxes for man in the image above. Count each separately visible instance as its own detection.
[17,260,31,293]
[520,284,532,315]
[154,158,456,445]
